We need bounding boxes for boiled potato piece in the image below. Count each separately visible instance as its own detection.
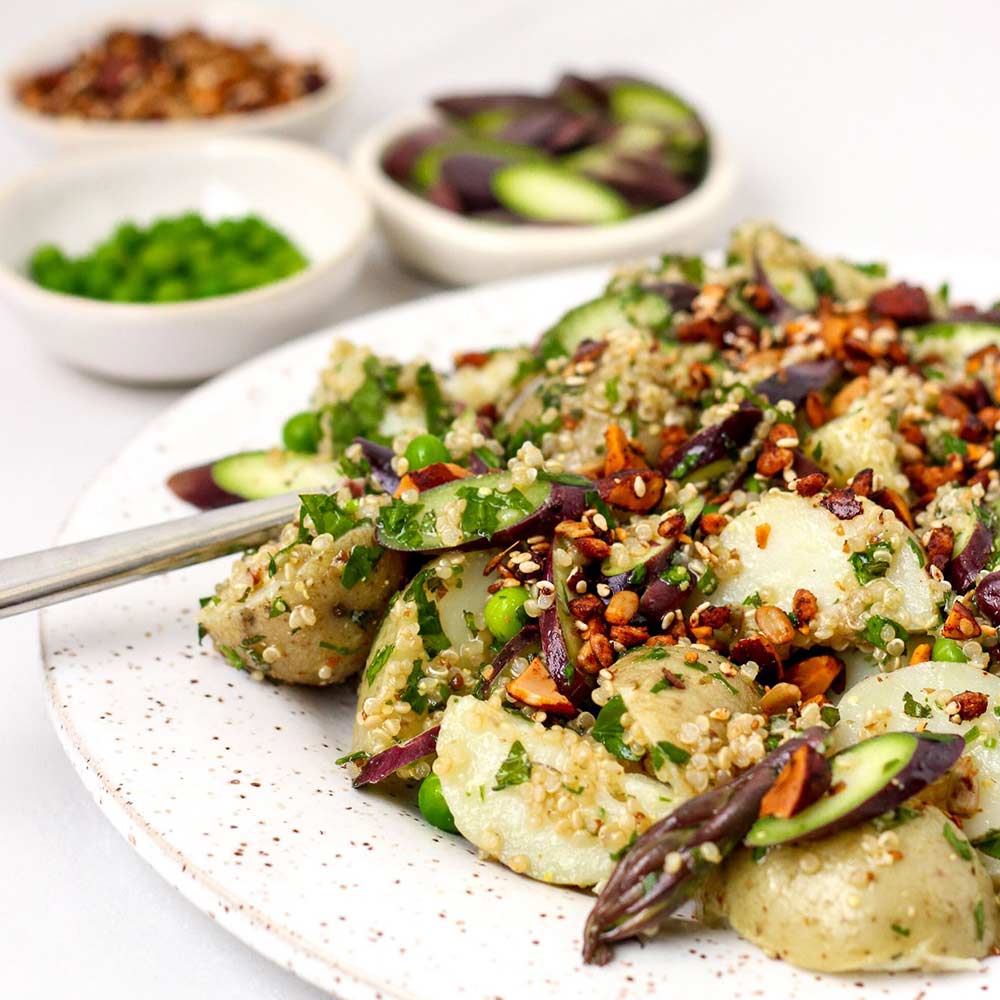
[704,805,997,972]
[836,661,1000,840]
[601,643,760,797]
[435,696,672,887]
[805,400,906,493]
[351,549,498,765]
[444,347,534,412]
[200,508,405,686]
[711,491,944,647]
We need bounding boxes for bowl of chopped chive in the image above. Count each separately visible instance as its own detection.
[0,135,372,383]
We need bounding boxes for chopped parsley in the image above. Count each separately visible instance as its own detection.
[610,831,638,861]
[906,536,926,567]
[319,640,358,655]
[298,493,355,540]
[820,704,841,727]
[401,658,445,714]
[416,362,452,436]
[890,923,911,937]
[943,821,973,861]
[406,571,450,659]
[493,740,532,790]
[650,740,691,769]
[965,725,981,745]
[334,750,369,766]
[592,695,642,762]
[902,690,932,719]
[863,615,907,650]
[268,596,289,619]
[711,672,738,695]
[742,591,762,608]
[975,899,986,940]
[365,643,395,685]
[697,566,718,596]
[872,806,919,832]
[457,484,533,539]
[377,499,430,549]
[197,594,219,644]
[341,544,384,590]
[849,540,894,585]
[972,830,1000,859]
[324,355,402,451]
[809,265,834,297]
[218,645,246,670]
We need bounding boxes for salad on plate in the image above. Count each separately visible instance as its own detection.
[175,222,1000,974]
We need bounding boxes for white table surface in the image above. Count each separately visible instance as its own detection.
[2,1,999,997]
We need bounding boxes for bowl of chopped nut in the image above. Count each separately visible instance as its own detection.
[0,0,353,148]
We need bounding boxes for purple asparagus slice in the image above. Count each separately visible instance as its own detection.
[352,726,440,787]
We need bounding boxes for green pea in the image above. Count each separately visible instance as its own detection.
[417,774,457,833]
[152,278,190,303]
[484,586,530,644]
[282,411,321,453]
[404,433,450,470]
[932,637,968,662]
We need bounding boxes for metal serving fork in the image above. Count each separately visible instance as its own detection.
[0,494,301,620]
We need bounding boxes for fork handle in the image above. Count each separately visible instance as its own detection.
[0,493,300,620]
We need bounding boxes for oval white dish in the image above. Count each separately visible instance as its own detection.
[40,261,992,999]
[0,0,354,149]
[0,136,372,384]
[351,108,737,286]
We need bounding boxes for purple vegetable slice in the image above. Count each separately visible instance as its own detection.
[659,406,763,482]
[948,517,993,593]
[583,728,828,964]
[380,126,451,183]
[976,570,1000,625]
[586,151,691,207]
[353,437,400,494]
[745,730,964,847]
[375,471,585,552]
[477,623,541,698]
[352,726,440,787]
[754,359,841,408]
[539,538,592,705]
[167,451,351,508]
[439,153,506,211]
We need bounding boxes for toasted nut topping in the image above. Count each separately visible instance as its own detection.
[759,682,802,717]
[730,634,783,681]
[755,523,771,549]
[605,590,639,625]
[700,512,729,534]
[609,624,649,647]
[597,469,665,513]
[910,642,932,665]
[603,424,648,477]
[590,633,614,669]
[942,600,982,640]
[820,488,863,520]
[573,536,611,560]
[759,744,831,818]
[953,690,989,721]
[657,511,687,539]
[755,605,796,645]
[784,654,844,701]
[506,657,575,716]
[871,487,915,530]
[795,471,829,497]
[804,391,827,429]
[847,468,875,498]
[569,594,604,620]
[925,526,955,573]
[697,605,731,630]
[791,588,818,625]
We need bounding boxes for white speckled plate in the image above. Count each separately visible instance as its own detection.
[41,259,1000,1000]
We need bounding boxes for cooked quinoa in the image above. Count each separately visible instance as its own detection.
[193,221,1000,974]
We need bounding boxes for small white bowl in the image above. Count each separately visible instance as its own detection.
[0,136,372,383]
[0,0,353,149]
[351,109,736,286]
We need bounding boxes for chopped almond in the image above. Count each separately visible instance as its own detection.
[755,605,796,645]
[910,642,932,665]
[755,523,771,549]
[795,471,828,497]
[759,682,802,717]
[784,654,844,701]
[759,745,831,819]
[657,510,687,539]
[830,376,869,417]
[925,526,955,572]
[871,488,915,530]
[572,536,611,560]
[603,424,648,476]
[506,657,575,716]
[590,633,614,668]
[700,511,729,535]
[847,468,875,498]
[730,634,783,680]
[569,594,604,620]
[609,624,649,647]
[953,690,989,721]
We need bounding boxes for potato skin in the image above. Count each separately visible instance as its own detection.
[704,805,997,972]
[200,518,406,686]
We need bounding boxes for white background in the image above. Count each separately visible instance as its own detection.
[1,1,999,997]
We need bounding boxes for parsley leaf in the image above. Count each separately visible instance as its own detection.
[944,821,973,861]
[298,493,355,540]
[903,690,932,719]
[341,545,384,590]
[493,740,532,790]
[650,740,691,769]
[365,643,394,685]
[592,695,642,761]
